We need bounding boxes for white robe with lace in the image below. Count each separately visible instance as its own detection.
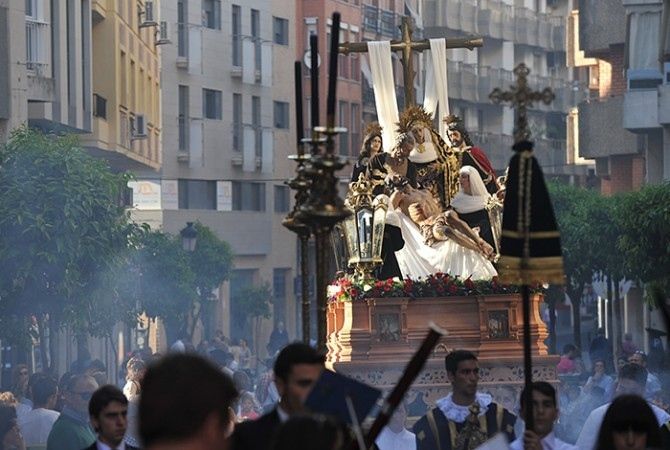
[387,210,497,280]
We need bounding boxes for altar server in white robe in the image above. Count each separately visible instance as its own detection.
[376,401,416,450]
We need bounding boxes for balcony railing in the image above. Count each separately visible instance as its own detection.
[26,19,49,74]
[363,5,379,33]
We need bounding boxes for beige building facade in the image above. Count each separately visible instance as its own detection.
[130,0,300,353]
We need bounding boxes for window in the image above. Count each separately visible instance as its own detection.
[178,85,189,150]
[274,185,290,213]
[203,88,222,119]
[93,94,107,119]
[177,0,188,57]
[232,181,266,211]
[350,103,360,152]
[273,17,289,45]
[233,93,242,151]
[274,101,289,129]
[272,268,290,324]
[178,180,216,210]
[338,100,349,156]
[251,9,261,68]
[230,269,258,340]
[252,96,261,157]
[232,5,241,66]
[202,0,221,30]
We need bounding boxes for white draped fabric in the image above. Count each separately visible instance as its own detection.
[422,39,450,137]
[388,210,497,280]
[368,39,451,149]
[368,41,400,153]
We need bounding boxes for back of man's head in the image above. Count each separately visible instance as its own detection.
[139,354,238,447]
[273,343,325,382]
[519,381,557,410]
[444,350,477,375]
[618,363,647,387]
[30,374,58,407]
[89,385,127,423]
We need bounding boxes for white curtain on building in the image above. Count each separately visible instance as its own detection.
[368,41,399,153]
[628,11,661,69]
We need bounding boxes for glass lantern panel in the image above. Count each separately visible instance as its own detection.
[342,214,358,264]
[357,208,374,260]
[372,205,387,260]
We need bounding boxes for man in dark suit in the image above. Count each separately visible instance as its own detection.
[232,342,326,450]
[85,384,138,450]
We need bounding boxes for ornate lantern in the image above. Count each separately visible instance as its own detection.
[342,176,389,278]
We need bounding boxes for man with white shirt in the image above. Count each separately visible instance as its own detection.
[376,400,416,450]
[510,382,575,450]
[18,374,59,448]
[85,384,139,450]
[575,363,670,450]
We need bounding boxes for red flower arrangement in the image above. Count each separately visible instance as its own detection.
[327,273,530,303]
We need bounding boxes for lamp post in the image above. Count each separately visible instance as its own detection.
[180,222,198,252]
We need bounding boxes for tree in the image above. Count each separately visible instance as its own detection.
[130,223,234,345]
[189,223,234,339]
[548,182,604,347]
[0,127,134,370]
[616,183,670,295]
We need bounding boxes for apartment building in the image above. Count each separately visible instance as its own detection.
[422,0,591,182]
[0,0,92,141]
[148,0,299,348]
[575,0,643,194]
[82,0,163,172]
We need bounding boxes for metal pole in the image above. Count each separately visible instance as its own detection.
[300,234,311,344]
[314,228,329,352]
[522,284,534,432]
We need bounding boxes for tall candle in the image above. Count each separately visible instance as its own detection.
[294,61,304,155]
[326,12,341,129]
[309,34,319,130]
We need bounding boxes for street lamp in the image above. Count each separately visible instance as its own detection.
[180,222,198,252]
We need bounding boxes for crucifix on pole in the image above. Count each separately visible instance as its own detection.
[489,63,555,143]
[489,62,563,433]
[339,16,483,106]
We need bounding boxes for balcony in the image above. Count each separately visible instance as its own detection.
[363,5,379,34]
[501,4,515,41]
[446,0,460,29]
[469,131,515,171]
[578,0,626,55]
[577,96,637,159]
[478,0,503,39]
[460,0,477,34]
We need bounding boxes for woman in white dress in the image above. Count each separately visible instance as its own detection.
[450,165,499,251]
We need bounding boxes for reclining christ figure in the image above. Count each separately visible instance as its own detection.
[387,179,497,281]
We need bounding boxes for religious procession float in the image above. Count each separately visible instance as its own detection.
[320,17,562,408]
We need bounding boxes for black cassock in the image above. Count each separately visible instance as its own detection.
[412,404,516,450]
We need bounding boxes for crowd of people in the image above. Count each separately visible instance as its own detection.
[0,337,668,450]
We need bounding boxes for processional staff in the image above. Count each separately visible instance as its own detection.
[489,63,565,432]
[339,16,482,106]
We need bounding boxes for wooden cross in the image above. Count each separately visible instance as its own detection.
[489,63,555,143]
[339,16,482,106]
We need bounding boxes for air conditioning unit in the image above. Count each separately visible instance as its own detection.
[131,114,148,139]
[139,0,157,28]
[155,21,171,45]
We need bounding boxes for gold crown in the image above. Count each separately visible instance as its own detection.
[397,106,433,134]
[364,121,383,137]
